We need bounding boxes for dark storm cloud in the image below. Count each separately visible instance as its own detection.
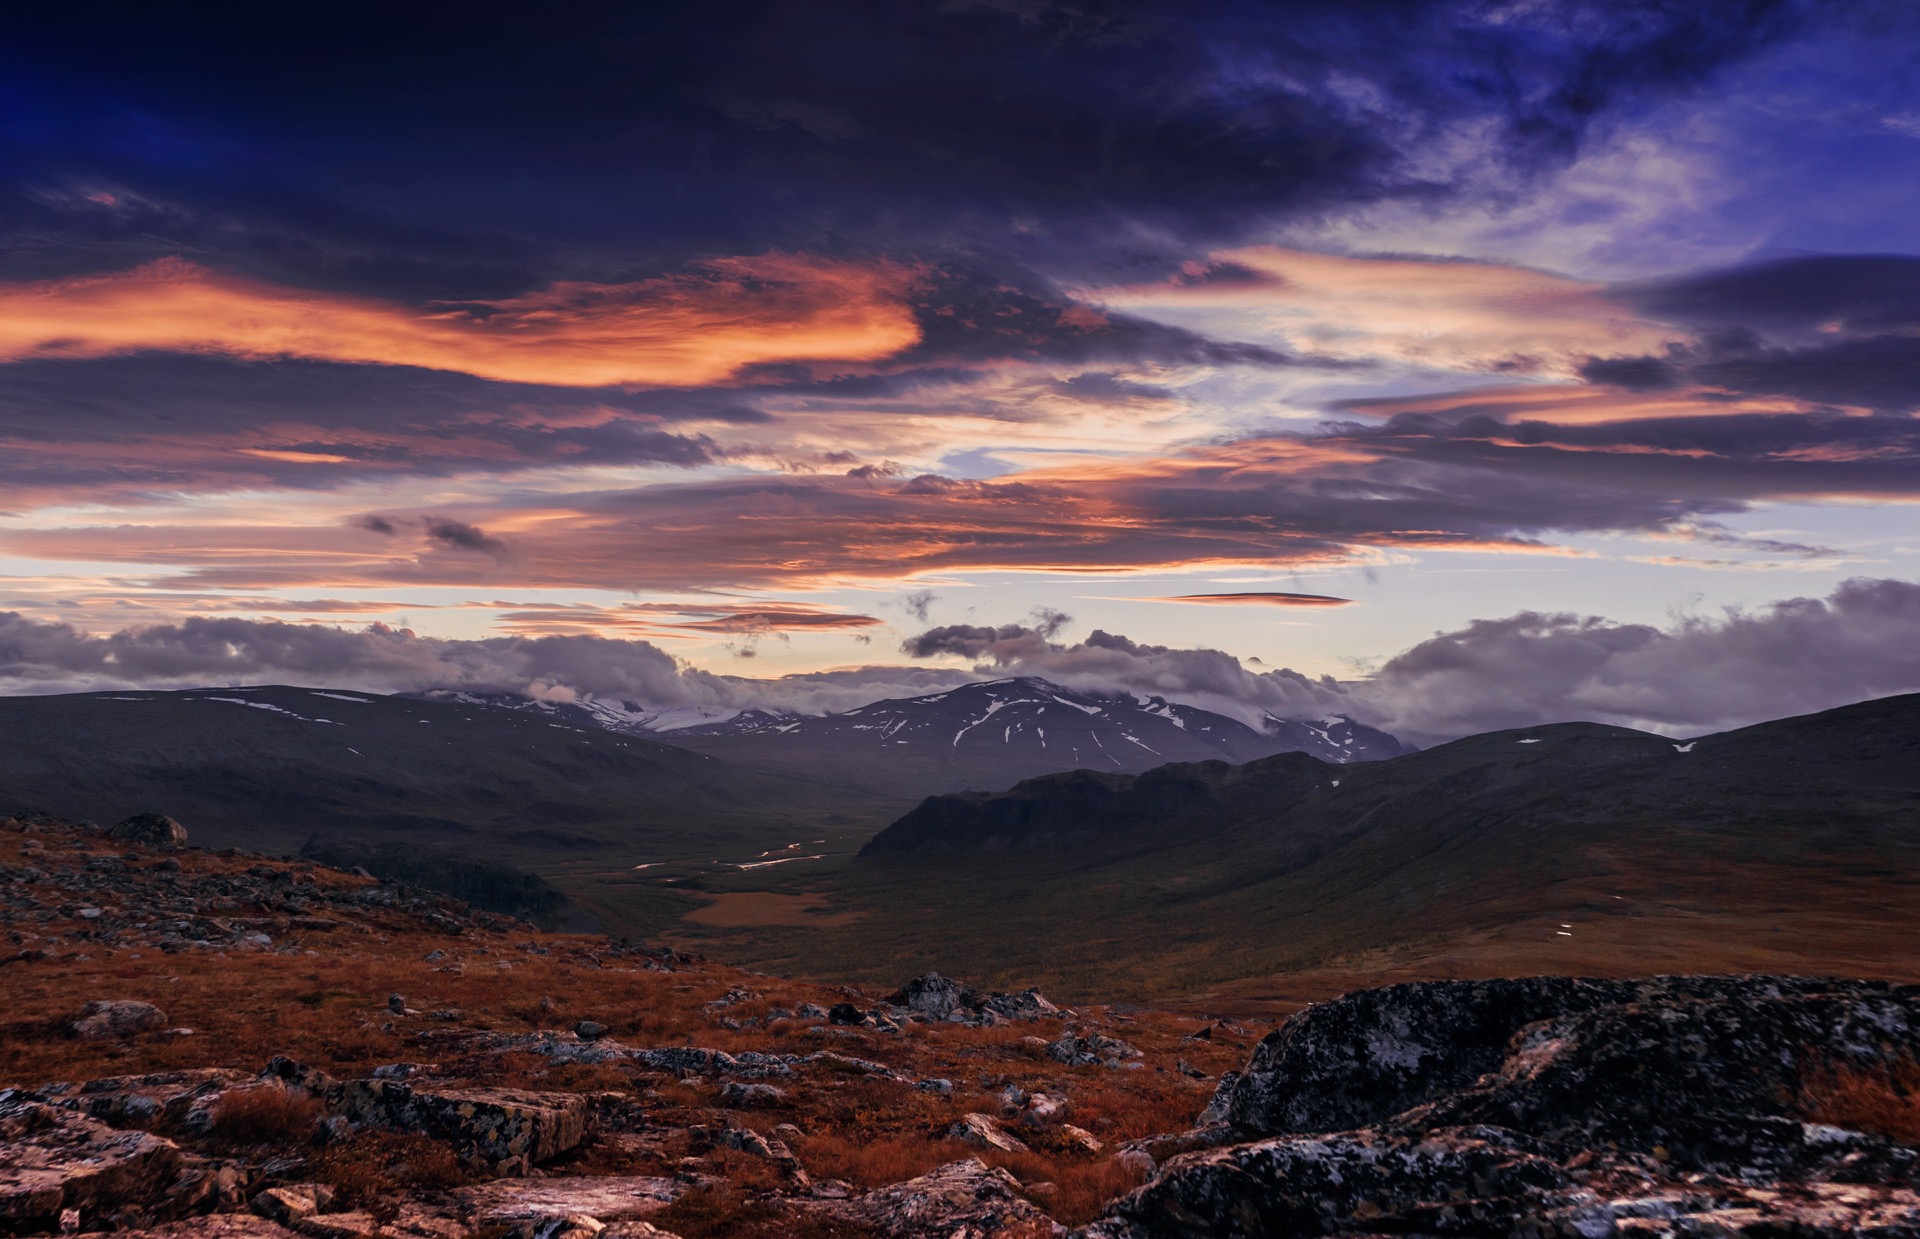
[1584,336,1920,413]
[1622,254,1920,340]
[900,610,1073,661]
[422,519,509,560]
[1318,406,1920,510]
[1585,254,1920,413]
[0,1,1826,292]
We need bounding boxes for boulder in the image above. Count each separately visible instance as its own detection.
[1045,1029,1139,1067]
[459,1175,681,1227]
[327,1080,588,1165]
[70,1000,168,1040]
[717,1081,786,1107]
[841,1159,1064,1237]
[1092,976,1920,1239]
[249,1185,333,1225]
[0,1094,185,1231]
[1225,975,1920,1164]
[980,987,1062,1021]
[1086,1125,1573,1238]
[110,814,189,850]
[895,972,978,1020]
[946,1112,1030,1154]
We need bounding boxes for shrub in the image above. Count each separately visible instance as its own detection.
[1796,1050,1920,1145]
[208,1083,321,1144]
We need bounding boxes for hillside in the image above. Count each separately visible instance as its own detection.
[0,687,907,925]
[634,693,1920,1007]
[4,812,1917,1239]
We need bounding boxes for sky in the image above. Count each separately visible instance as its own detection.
[3,1,1920,742]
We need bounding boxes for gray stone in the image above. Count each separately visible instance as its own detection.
[109,815,188,850]
[946,1112,1029,1154]
[70,999,168,1040]
[839,1159,1064,1237]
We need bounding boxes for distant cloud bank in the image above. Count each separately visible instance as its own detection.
[5,578,1917,745]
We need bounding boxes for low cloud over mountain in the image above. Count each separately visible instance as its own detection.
[6,578,1919,746]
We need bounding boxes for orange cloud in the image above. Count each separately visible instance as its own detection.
[0,255,920,387]
[1098,246,1677,376]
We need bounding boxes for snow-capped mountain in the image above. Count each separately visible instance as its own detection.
[420,678,1411,798]
[652,677,1412,797]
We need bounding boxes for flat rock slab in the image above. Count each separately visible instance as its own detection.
[117,1219,303,1239]
[833,1158,1064,1238]
[459,1176,683,1223]
[330,1080,588,1164]
[0,1095,183,1229]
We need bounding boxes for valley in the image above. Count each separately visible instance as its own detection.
[5,684,1918,1012]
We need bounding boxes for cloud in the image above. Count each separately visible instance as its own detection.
[897,578,1920,744]
[422,518,509,560]
[19,388,1910,593]
[7,579,1918,748]
[900,609,1072,661]
[1356,576,1920,741]
[0,611,956,713]
[1098,246,1680,378]
[0,256,920,387]
[1149,592,1353,607]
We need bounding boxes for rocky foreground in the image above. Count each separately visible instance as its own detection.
[4,811,1919,1238]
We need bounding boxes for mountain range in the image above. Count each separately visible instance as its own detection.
[429,676,1411,798]
[686,691,1920,1006]
[3,681,1916,1008]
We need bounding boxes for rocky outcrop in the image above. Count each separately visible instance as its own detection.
[1089,976,1920,1238]
[69,1000,169,1040]
[110,815,189,850]
[948,1112,1031,1153]
[888,973,1066,1027]
[837,1158,1064,1237]
[264,1061,587,1167]
[0,1093,187,1232]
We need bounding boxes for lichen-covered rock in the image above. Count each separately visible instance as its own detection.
[109,814,189,850]
[1411,980,1920,1180]
[1047,1029,1141,1067]
[895,972,979,1019]
[36,1069,245,1132]
[327,1080,588,1165]
[1088,1124,1570,1238]
[842,1158,1064,1237]
[982,987,1062,1022]
[262,1062,588,1167]
[0,1094,184,1231]
[948,1112,1031,1153]
[458,1176,682,1227]
[1224,975,1917,1142]
[69,999,168,1040]
[1092,976,1920,1239]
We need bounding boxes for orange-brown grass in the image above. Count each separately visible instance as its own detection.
[0,820,1244,1235]
[207,1081,321,1144]
[980,1147,1152,1226]
[315,1131,470,1215]
[792,1132,955,1190]
[1796,1052,1920,1145]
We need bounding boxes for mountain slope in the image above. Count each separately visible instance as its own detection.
[0,685,899,870]
[651,693,1920,1005]
[863,693,1920,858]
[653,677,1410,798]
